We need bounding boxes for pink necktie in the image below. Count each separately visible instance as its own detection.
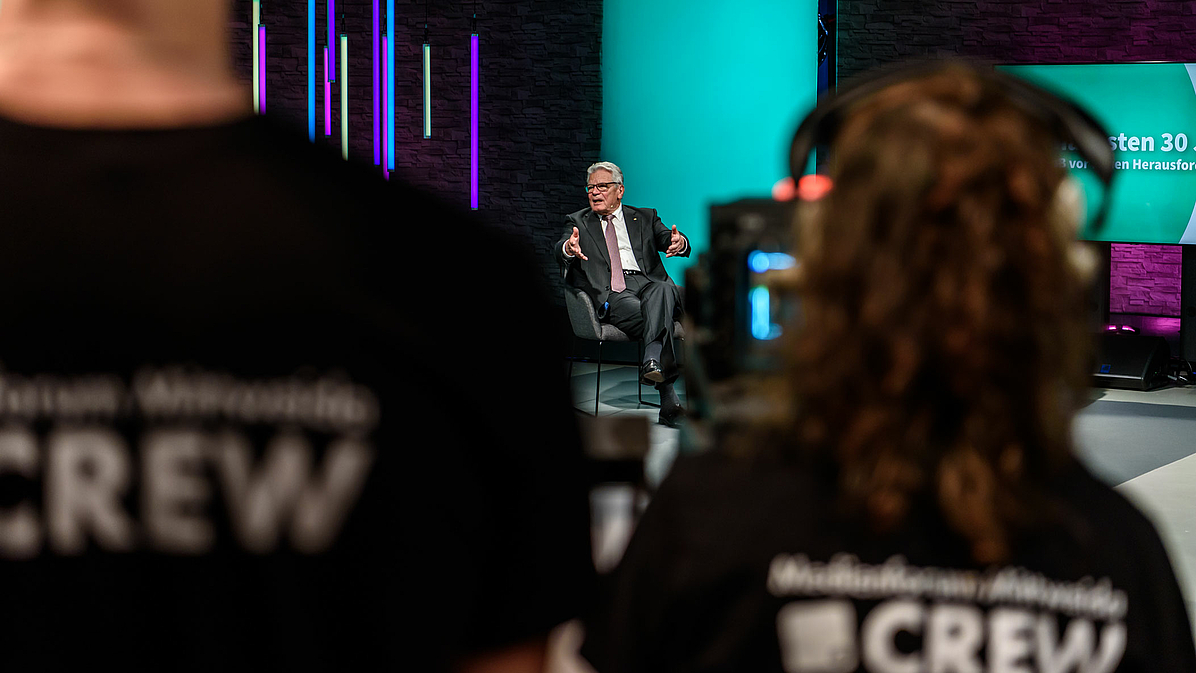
[604,214,626,293]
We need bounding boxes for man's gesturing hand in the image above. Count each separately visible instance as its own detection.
[565,227,588,260]
[665,225,686,257]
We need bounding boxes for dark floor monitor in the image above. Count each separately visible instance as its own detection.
[1093,332,1170,390]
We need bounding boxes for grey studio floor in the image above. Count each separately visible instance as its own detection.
[547,364,1196,672]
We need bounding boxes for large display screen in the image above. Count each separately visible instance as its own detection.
[1001,63,1196,245]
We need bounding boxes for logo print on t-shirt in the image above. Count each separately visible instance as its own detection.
[770,554,1128,673]
[0,366,378,558]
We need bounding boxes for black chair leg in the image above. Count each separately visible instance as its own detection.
[569,337,595,416]
[595,340,603,416]
[568,336,575,380]
[637,342,643,406]
[569,338,590,415]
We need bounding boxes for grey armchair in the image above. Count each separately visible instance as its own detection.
[564,286,684,415]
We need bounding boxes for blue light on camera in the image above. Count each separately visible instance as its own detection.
[748,251,796,274]
[749,251,793,341]
[750,286,783,340]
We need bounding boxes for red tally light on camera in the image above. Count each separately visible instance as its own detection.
[772,177,797,201]
[797,174,833,201]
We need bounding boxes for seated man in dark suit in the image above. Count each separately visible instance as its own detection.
[557,161,689,426]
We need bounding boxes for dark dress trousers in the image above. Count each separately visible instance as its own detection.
[556,205,689,382]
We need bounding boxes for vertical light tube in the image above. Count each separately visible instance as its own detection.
[382,36,389,177]
[328,0,336,82]
[470,32,479,210]
[750,287,771,340]
[386,0,395,170]
[324,47,331,136]
[259,27,267,114]
[423,43,431,138]
[307,0,315,142]
[372,0,380,165]
[341,34,348,160]
[252,0,260,114]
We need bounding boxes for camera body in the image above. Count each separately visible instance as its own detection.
[684,198,799,417]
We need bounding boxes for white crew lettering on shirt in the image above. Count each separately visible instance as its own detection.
[862,599,923,673]
[214,430,374,554]
[1087,622,1127,673]
[0,426,41,558]
[990,607,1036,673]
[143,429,215,554]
[0,423,375,557]
[779,597,1129,673]
[926,604,984,673]
[288,437,374,553]
[1037,615,1094,673]
[46,428,136,554]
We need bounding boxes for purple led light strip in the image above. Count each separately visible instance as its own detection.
[372,0,379,165]
[382,35,389,179]
[470,33,479,210]
[258,27,266,114]
[328,0,336,83]
[324,47,331,136]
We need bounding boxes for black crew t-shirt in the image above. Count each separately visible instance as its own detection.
[583,450,1196,673]
[0,114,593,670]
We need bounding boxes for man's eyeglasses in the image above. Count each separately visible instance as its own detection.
[585,182,620,193]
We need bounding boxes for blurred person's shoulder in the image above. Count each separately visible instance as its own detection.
[0,111,486,250]
[0,111,544,325]
[650,448,1179,574]
[644,448,838,558]
[657,447,825,503]
[1041,460,1174,554]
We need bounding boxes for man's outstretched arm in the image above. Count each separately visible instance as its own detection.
[557,217,589,271]
[649,211,690,258]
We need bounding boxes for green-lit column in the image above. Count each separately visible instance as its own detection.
[252,0,260,113]
[601,0,819,283]
[341,34,348,160]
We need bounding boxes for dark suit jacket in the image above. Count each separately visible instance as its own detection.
[555,205,690,317]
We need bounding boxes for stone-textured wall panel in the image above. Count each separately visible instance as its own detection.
[1111,243,1183,316]
[229,0,602,304]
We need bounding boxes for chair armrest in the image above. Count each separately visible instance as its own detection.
[564,287,603,341]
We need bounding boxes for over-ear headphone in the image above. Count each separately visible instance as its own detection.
[787,59,1116,235]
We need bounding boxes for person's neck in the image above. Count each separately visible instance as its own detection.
[0,10,249,128]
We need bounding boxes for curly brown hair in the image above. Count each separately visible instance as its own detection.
[785,63,1097,565]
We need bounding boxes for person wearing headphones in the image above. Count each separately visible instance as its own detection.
[581,62,1196,673]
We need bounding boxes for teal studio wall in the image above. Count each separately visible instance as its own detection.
[601,0,819,283]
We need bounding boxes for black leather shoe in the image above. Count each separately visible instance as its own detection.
[658,401,685,428]
[640,359,664,385]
